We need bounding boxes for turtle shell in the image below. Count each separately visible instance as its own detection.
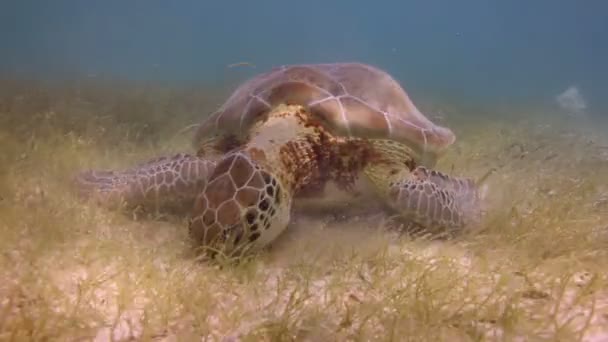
[194,62,455,160]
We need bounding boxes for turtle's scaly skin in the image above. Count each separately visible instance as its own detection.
[76,154,216,212]
[378,166,479,231]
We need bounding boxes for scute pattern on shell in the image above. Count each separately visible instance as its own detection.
[193,62,456,162]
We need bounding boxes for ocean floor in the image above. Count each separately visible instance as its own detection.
[1,79,608,341]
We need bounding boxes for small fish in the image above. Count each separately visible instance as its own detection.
[227,62,256,69]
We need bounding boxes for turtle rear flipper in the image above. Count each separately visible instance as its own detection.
[75,153,215,214]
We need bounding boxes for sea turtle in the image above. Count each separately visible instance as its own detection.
[76,62,481,257]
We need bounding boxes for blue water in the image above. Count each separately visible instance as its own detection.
[1,0,607,112]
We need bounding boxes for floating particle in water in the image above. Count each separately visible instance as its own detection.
[227,62,256,69]
[556,85,587,117]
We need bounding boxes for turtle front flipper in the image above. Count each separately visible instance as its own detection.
[365,164,481,233]
[75,153,216,214]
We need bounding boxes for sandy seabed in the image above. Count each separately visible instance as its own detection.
[1,79,608,341]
